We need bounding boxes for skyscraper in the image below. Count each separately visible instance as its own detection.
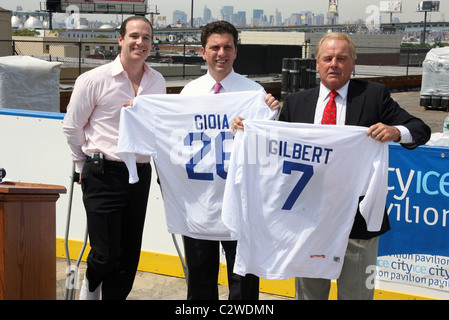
[235,11,247,27]
[173,10,187,24]
[252,9,263,26]
[221,6,234,23]
[274,9,282,26]
[203,6,211,24]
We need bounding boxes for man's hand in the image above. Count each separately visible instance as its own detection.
[123,100,134,107]
[231,94,279,135]
[367,122,401,143]
[231,116,245,135]
[265,93,280,111]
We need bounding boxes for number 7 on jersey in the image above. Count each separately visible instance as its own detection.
[282,161,314,210]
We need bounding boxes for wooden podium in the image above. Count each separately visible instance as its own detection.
[0,182,66,300]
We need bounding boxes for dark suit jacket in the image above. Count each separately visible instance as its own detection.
[279,79,431,239]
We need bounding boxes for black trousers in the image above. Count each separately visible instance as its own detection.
[81,159,151,300]
[183,236,259,300]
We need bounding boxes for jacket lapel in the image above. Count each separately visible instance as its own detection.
[302,87,320,123]
[345,80,366,126]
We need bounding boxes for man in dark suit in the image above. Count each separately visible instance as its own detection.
[232,32,430,299]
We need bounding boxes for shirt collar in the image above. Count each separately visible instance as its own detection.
[206,69,236,93]
[111,54,152,77]
[319,81,350,101]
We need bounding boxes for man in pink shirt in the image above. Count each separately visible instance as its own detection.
[63,16,166,300]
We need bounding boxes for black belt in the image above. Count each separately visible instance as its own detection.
[87,157,150,168]
[104,159,150,168]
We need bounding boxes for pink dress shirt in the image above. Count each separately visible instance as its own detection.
[63,55,166,172]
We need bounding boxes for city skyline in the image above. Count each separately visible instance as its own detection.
[1,0,448,25]
[170,6,326,27]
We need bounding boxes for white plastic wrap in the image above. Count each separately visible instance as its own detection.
[421,47,449,95]
[426,131,449,147]
[0,56,62,113]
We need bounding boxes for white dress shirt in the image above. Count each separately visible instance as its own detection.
[63,55,166,172]
[314,82,349,125]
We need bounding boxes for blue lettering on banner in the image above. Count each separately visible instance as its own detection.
[379,144,449,257]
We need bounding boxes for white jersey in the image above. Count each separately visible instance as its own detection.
[222,120,389,280]
[116,91,276,240]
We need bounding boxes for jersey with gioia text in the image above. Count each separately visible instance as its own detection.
[222,119,389,280]
[116,91,277,240]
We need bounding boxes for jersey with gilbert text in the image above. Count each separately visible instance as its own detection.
[116,91,276,240]
[222,119,389,280]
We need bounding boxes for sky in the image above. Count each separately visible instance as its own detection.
[1,0,448,24]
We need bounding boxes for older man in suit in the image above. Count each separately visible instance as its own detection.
[232,32,430,299]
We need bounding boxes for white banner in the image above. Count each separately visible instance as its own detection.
[377,254,449,291]
[379,1,402,13]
